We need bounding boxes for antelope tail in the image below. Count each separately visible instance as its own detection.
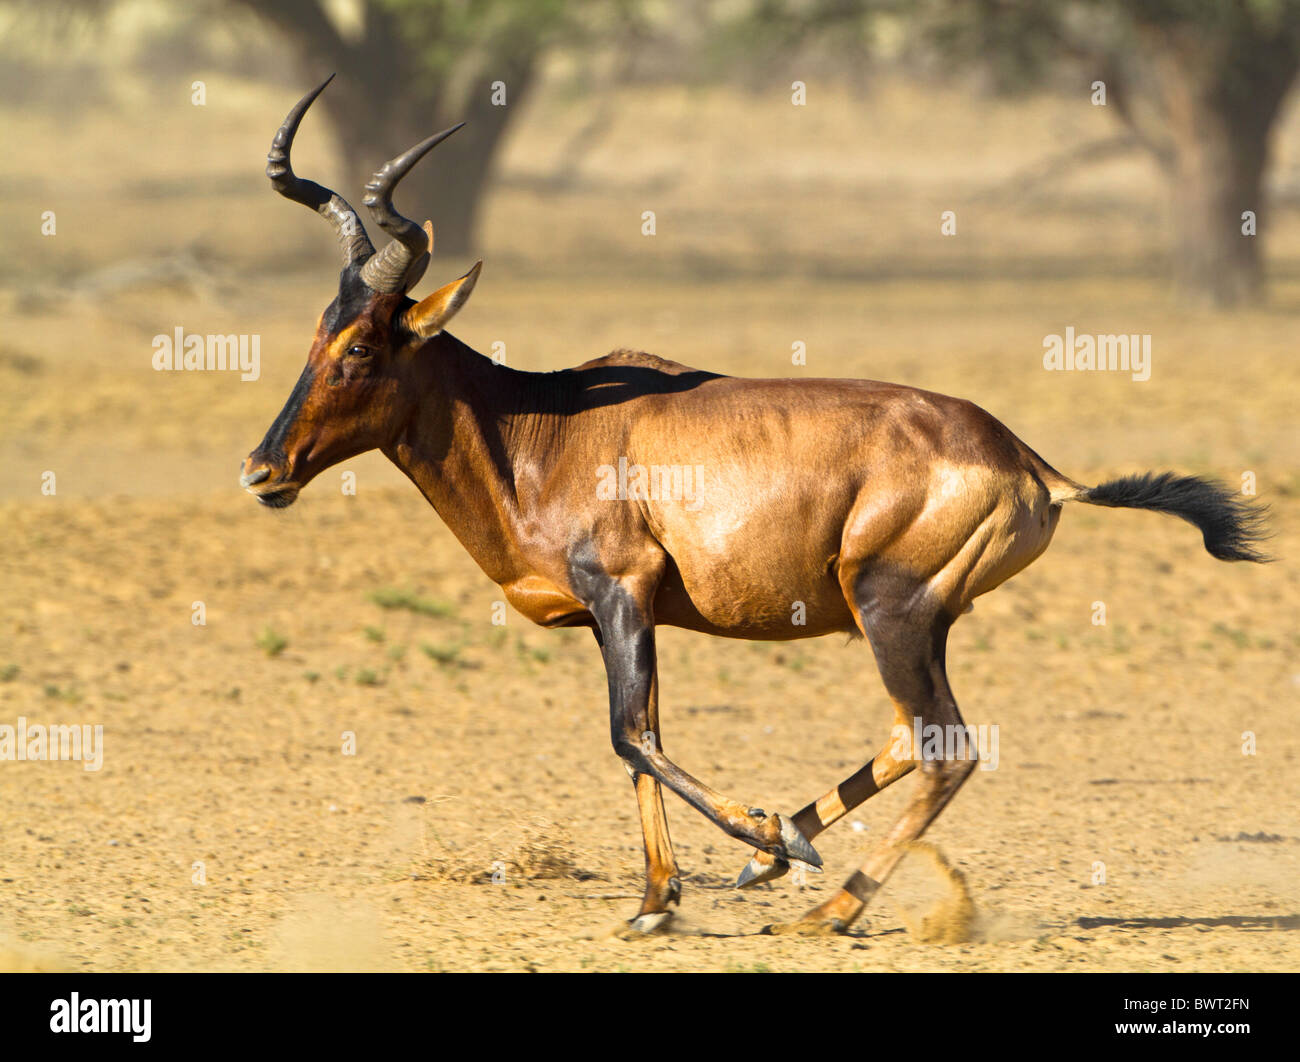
[1052,470,1272,563]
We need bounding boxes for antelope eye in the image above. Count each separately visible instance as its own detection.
[347,345,371,358]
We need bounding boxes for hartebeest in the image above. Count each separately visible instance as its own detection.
[242,78,1270,934]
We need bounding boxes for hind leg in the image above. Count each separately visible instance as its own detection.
[779,576,976,934]
[735,705,916,887]
[735,554,929,889]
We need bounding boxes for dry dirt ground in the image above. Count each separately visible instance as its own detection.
[2,275,1296,973]
[1,62,1298,971]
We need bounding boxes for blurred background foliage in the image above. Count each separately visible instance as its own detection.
[5,0,1300,305]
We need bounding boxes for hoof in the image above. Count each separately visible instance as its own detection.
[761,917,847,937]
[736,851,789,889]
[737,815,823,887]
[625,911,674,935]
[774,814,823,869]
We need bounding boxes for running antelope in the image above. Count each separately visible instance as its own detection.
[241,78,1270,935]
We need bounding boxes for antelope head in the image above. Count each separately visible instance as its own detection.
[241,76,481,508]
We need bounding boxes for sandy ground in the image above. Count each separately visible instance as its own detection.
[1,58,1298,971]
[2,273,1296,972]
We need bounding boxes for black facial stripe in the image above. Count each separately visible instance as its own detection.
[322,265,374,333]
[256,360,316,460]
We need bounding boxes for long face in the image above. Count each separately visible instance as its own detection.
[241,277,411,508]
[241,77,480,509]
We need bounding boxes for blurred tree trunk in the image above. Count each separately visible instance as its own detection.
[238,0,538,257]
[1112,21,1299,307]
[1163,104,1269,308]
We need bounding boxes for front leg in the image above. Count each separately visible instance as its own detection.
[610,643,681,933]
[627,767,681,932]
[573,550,824,884]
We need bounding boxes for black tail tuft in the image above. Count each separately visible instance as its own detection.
[1083,472,1272,563]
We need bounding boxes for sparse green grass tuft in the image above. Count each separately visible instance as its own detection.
[421,642,463,666]
[724,961,772,973]
[1211,622,1252,650]
[256,627,288,657]
[43,684,83,703]
[368,587,455,618]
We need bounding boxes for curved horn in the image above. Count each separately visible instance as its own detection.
[360,123,464,294]
[267,74,375,268]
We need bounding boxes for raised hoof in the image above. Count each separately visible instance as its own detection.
[736,852,789,889]
[761,917,847,937]
[774,814,823,868]
[623,911,674,936]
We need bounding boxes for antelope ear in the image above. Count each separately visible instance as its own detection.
[402,260,482,339]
